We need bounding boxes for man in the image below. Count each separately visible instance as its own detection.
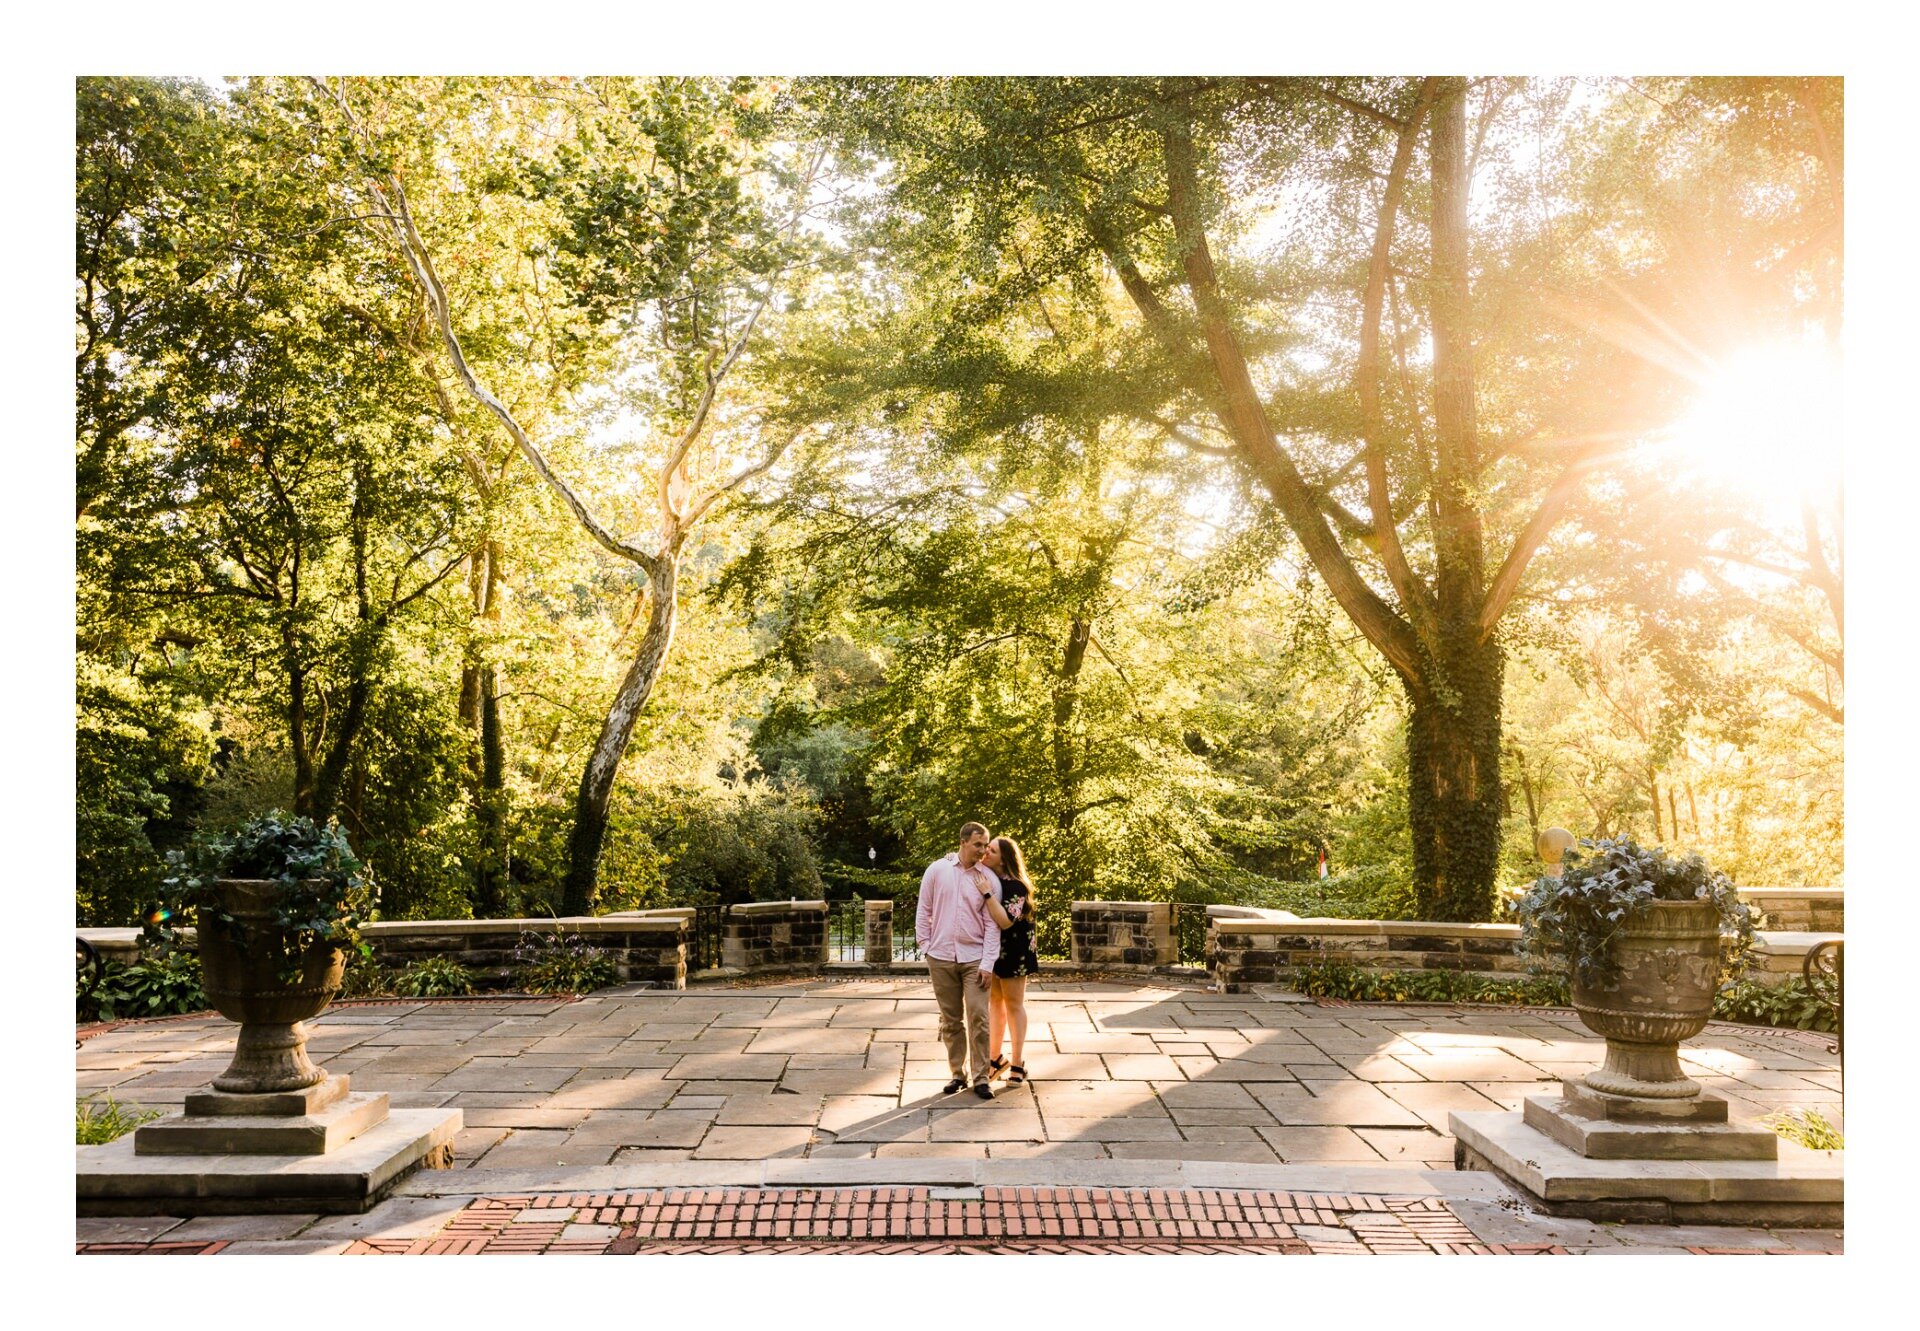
[917,821,1002,1099]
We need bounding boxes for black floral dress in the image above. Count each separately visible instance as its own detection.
[992,877,1041,979]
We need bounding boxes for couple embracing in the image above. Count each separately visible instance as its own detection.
[915,821,1042,1100]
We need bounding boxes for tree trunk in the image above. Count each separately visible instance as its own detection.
[475,661,507,916]
[309,670,371,824]
[463,538,509,917]
[1405,630,1504,922]
[1403,79,1504,923]
[288,653,315,817]
[1509,744,1540,843]
[1051,617,1091,830]
[561,559,678,915]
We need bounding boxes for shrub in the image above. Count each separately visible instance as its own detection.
[1292,954,1570,1007]
[1512,837,1754,989]
[337,958,396,999]
[644,784,824,906]
[79,952,208,1023]
[76,1094,161,1145]
[513,930,621,994]
[394,956,476,998]
[1713,977,1837,1032]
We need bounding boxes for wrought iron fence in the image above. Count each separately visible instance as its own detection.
[1170,902,1210,967]
[690,904,726,971]
[895,894,922,962]
[1803,937,1843,1059]
[828,898,866,962]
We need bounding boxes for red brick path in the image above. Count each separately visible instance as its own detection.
[74,1186,1806,1255]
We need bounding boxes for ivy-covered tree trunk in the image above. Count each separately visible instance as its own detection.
[561,561,678,916]
[1404,631,1504,921]
[1404,78,1501,923]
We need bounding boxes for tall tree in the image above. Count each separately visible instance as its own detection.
[811,75,1838,919]
[317,76,819,913]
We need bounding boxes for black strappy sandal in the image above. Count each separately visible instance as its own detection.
[1006,1064,1027,1086]
[987,1055,1009,1079]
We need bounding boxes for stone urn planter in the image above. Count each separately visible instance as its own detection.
[1569,898,1720,1099]
[197,879,348,1094]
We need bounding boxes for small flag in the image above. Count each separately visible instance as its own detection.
[1318,848,1328,879]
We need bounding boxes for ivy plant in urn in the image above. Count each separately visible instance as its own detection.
[153,813,376,1094]
[1514,837,1754,1099]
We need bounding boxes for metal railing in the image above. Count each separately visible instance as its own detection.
[828,898,866,962]
[690,904,726,971]
[76,936,104,1001]
[1803,936,1843,1059]
[895,894,922,962]
[1170,903,1210,967]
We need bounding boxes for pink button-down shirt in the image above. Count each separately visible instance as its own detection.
[917,853,1001,971]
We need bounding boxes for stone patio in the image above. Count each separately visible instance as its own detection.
[78,977,1843,1174]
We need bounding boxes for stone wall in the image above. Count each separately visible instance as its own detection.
[1738,888,1842,933]
[1069,901,1174,968]
[1207,911,1526,992]
[721,900,828,972]
[1205,906,1835,993]
[362,912,689,989]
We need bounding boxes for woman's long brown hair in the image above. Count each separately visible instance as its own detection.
[993,836,1032,892]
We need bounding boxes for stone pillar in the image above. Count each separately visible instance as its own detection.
[864,899,893,969]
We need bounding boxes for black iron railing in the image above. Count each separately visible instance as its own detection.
[690,904,726,971]
[76,936,103,1001]
[828,898,866,962]
[1803,936,1843,1059]
[1170,903,1210,967]
[894,894,922,962]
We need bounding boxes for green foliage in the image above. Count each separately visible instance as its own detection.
[818,862,922,901]
[1291,954,1570,1007]
[1512,837,1755,988]
[72,77,1843,939]
[1713,977,1837,1033]
[394,956,476,998]
[157,812,378,966]
[337,958,396,999]
[636,783,824,907]
[1764,1109,1842,1151]
[513,930,622,994]
[76,1095,162,1145]
[79,953,208,1023]
[76,659,215,927]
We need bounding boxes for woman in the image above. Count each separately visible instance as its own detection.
[974,835,1039,1086]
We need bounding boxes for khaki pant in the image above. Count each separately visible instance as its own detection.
[926,956,992,1084]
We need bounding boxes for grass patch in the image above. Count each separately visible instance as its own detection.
[1764,1108,1843,1150]
[76,1095,161,1145]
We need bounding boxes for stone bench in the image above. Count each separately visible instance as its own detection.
[1748,930,1844,986]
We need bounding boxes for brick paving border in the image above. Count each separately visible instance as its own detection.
[75,1187,1820,1256]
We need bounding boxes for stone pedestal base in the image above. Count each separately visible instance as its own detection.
[79,1071,461,1215]
[78,1109,461,1215]
[1522,1095,1777,1161]
[134,1092,391,1156]
[1449,1108,1840,1226]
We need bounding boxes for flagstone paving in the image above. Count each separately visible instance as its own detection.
[77,977,1843,1171]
